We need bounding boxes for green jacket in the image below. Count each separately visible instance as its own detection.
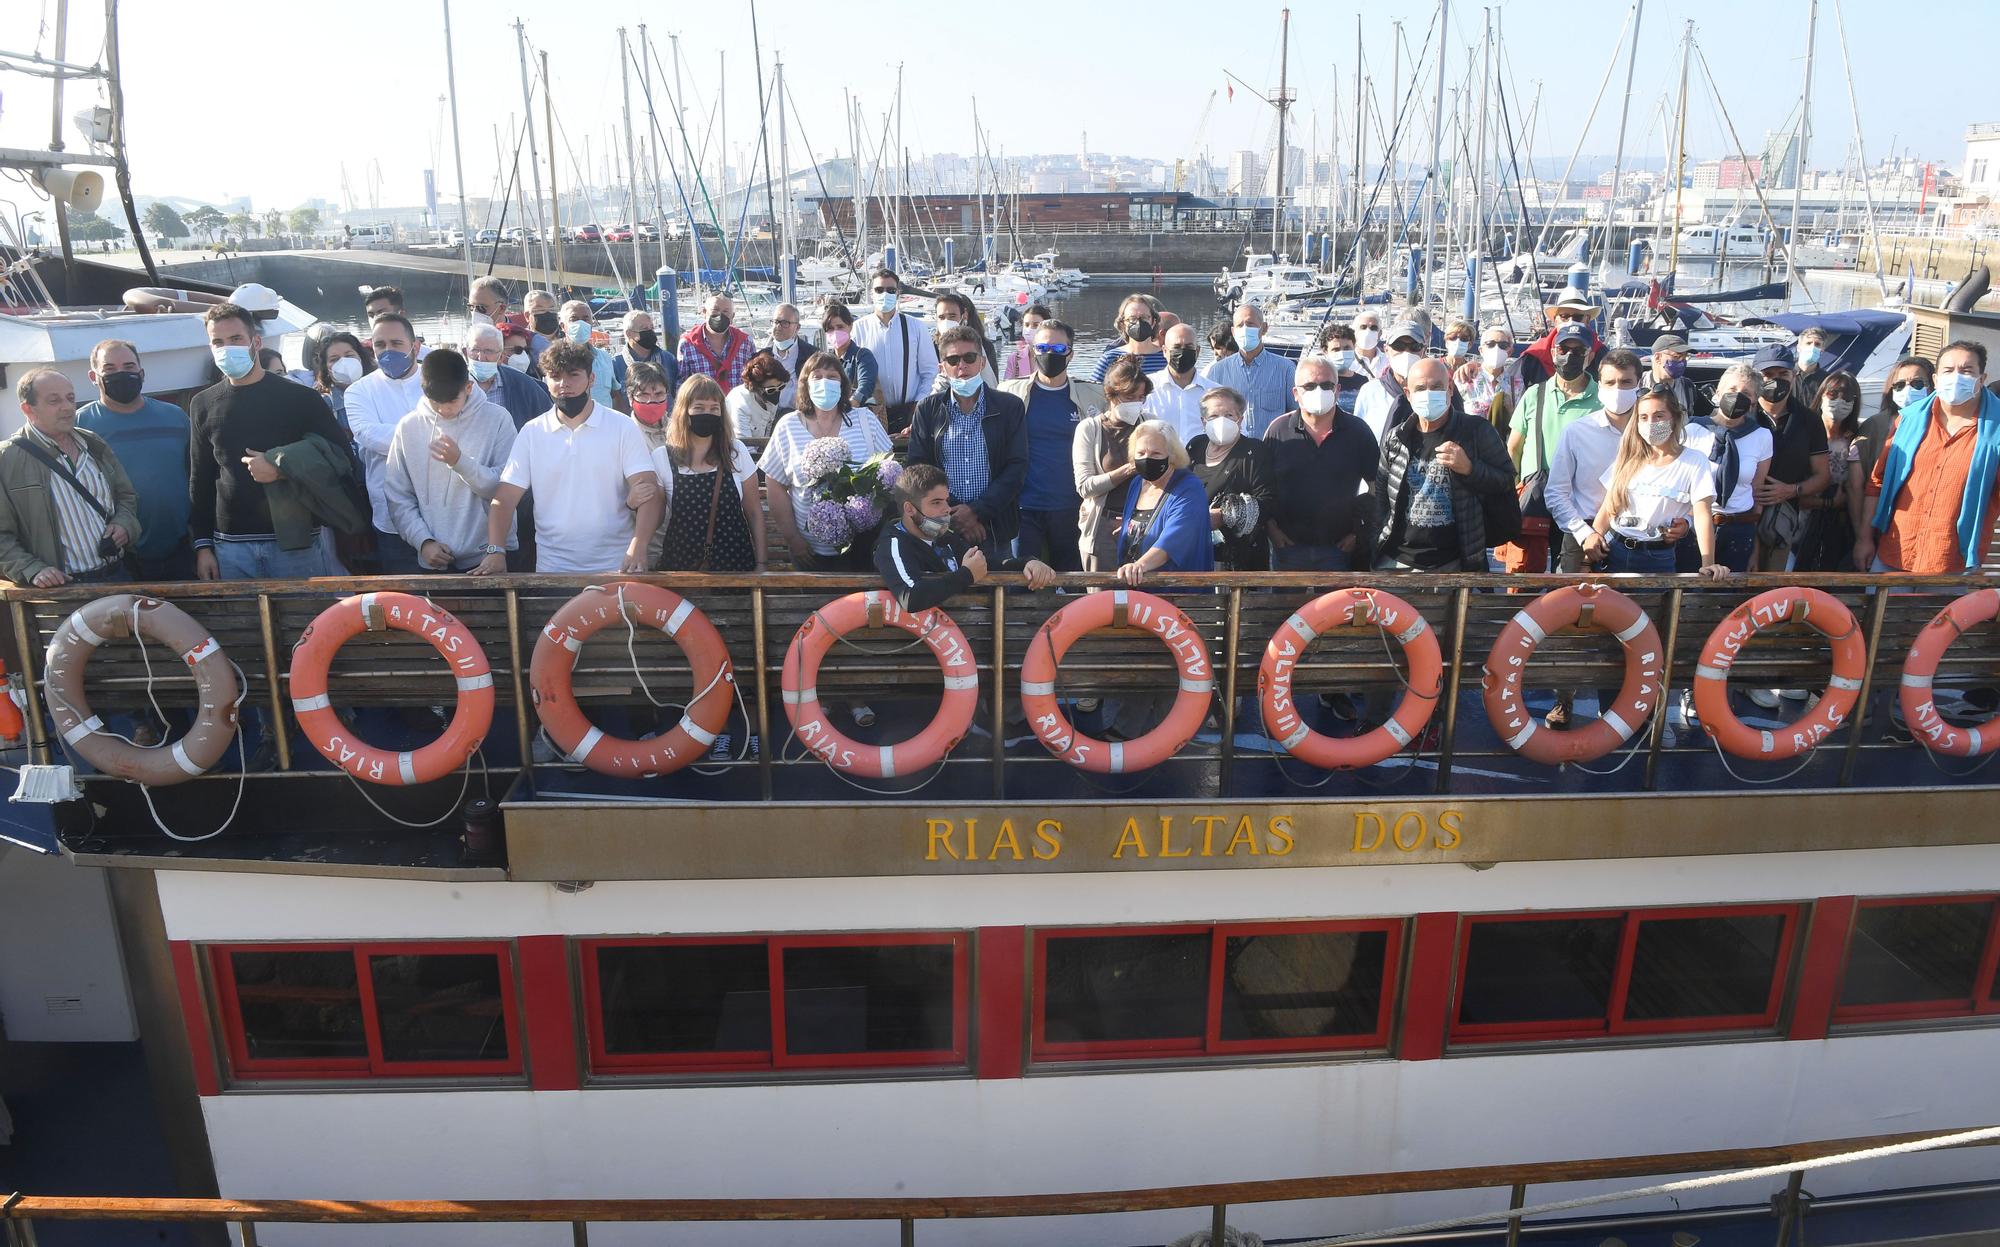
[0,425,142,584]
[265,434,369,551]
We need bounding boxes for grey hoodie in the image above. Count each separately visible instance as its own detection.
[383,384,518,568]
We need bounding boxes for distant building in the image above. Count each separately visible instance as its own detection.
[1691,157,1762,191]
[803,191,1263,235]
[1944,122,2000,231]
[1761,131,1800,191]
[1227,150,1265,197]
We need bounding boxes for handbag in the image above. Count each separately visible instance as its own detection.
[1756,497,1810,551]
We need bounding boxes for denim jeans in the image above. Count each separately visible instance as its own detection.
[372,529,424,575]
[1016,505,1083,572]
[1272,543,1352,572]
[213,538,337,580]
[1714,523,1757,573]
[1605,542,1678,574]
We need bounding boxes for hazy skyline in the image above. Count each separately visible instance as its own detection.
[0,0,1988,223]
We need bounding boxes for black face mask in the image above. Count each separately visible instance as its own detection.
[533,311,561,335]
[100,371,145,404]
[707,314,731,335]
[555,391,590,417]
[1125,320,1156,344]
[633,330,658,352]
[1554,350,1587,381]
[1719,390,1753,419]
[1167,347,1199,374]
[1035,351,1069,379]
[1759,377,1792,405]
[688,411,722,438]
[1135,456,1170,482]
[758,388,782,407]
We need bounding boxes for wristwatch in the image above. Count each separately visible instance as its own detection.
[480,543,507,556]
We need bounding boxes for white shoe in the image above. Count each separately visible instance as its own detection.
[1679,688,1699,729]
[1748,689,1782,709]
[1659,719,1679,749]
[849,704,877,728]
[1780,688,1809,701]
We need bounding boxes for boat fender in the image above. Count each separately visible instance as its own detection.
[1944,266,1990,313]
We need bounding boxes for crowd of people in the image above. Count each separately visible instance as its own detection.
[2,272,1995,604]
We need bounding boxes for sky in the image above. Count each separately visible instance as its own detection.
[0,0,1990,223]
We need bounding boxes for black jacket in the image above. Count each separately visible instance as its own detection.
[904,385,1028,543]
[874,520,1033,613]
[1372,402,1516,562]
[1186,434,1278,570]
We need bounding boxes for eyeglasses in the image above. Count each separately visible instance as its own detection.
[942,352,980,367]
[467,302,494,315]
[871,286,897,295]
[1297,380,1338,392]
[773,317,799,327]
[1032,342,1071,356]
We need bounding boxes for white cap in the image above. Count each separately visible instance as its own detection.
[230,283,282,317]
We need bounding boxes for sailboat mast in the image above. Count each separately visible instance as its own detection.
[1787,0,1818,273]
[894,64,905,258]
[1352,16,1364,246]
[618,27,643,288]
[1272,7,1290,257]
[1423,0,1448,304]
[543,50,563,280]
[1669,21,1691,276]
[514,20,551,287]
[1600,0,1644,290]
[640,23,665,272]
[1828,0,1887,296]
[1473,8,1491,308]
[776,55,794,304]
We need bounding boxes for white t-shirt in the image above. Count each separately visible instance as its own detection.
[758,411,896,554]
[1682,422,1773,515]
[1601,447,1717,540]
[500,403,656,573]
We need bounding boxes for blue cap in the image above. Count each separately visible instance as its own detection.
[1751,343,1796,372]
[1553,323,1589,347]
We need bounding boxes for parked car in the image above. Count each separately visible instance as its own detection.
[606,224,633,243]
[636,221,660,241]
[444,228,465,247]
[476,229,500,245]
[573,223,602,243]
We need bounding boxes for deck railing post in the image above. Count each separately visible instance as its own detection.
[255,594,290,773]
[1433,588,1473,792]
[504,589,533,776]
[1219,588,1241,794]
[237,1220,257,1247]
[751,587,774,801]
[991,586,1007,797]
[571,1219,589,1247]
[1772,1169,1805,1246]
[1210,1202,1228,1245]
[1503,1182,1527,1247]
[1838,588,1892,787]
[1643,588,1685,791]
[899,1216,915,1247]
[9,601,50,764]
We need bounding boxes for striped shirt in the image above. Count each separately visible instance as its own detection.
[28,426,116,574]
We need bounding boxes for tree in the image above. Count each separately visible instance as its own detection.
[65,209,127,242]
[143,201,189,240]
[181,205,224,241]
[262,209,283,239]
[226,211,257,239]
[287,206,322,236]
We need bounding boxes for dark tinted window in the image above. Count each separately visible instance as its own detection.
[1841,901,1994,1008]
[229,950,366,1062]
[596,944,770,1055]
[1219,930,1389,1041]
[1625,914,1787,1020]
[1043,932,1208,1045]
[781,944,955,1055]
[368,953,510,1063]
[1457,917,1623,1026]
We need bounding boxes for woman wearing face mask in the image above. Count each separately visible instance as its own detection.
[726,354,791,439]
[930,292,998,391]
[759,354,893,571]
[1091,294,1171,384]
[1115,419,1215,589]
[1005,304,1052,380]
[1074,355,1154,572]
[1685,362,1774,573]
[651,375,764,573]
[1185,388,1276,571]
[1442,319,1477,369]
[1792,371,1866,571]
[312,332,374,430]
[820,303,880,417]
[1591,388,1727,579]
[1860,356,1936,489]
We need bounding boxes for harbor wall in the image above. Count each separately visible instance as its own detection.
[1859,234,2000,282]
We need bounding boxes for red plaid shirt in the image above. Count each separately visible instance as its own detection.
[677,324,755,392]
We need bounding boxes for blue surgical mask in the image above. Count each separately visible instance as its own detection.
[469,359,500,383]
[1892,381,1930,409]
[1797,344,1822,368]
[212,344,255,380]
[565,321,593,344]
[1411,391,1450,423]
[1937,373,1980,406]
[948,374,983,399]
[874,290,899,314]
[807,377,843,410]
[377,349,414,379]
[1330,349,1356,371]
[1234,325,1262,352]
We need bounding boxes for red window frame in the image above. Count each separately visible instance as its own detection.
[1831,894,2000,1024]
[578,932,970,1075]
[208,941,524,1081]
[1449,904,1802,1045]
[1030,919,1404,1062]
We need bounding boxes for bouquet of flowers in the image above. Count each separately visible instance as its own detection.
[796,438,902,552]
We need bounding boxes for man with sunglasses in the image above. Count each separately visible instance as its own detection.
[1000,318,1103,572]
[853,267,939,439]
[906,324,1026,560]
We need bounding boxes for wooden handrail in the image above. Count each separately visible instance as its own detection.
[3,1128,1988,1224]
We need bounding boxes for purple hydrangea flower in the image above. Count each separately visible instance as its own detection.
[843,494,883,532]
[801,497,853,549]
[796,436,852,486]
[874,458,903,490]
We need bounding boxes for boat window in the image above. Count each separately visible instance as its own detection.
[1622,910,1794,1026]
[224,949,367,1067]
[1456,915,1623,1034]
[781,943,957,1057]
[1835,897,1999,1021]
[1034,920,1402,1062]
[367,952,512,1066]
[595,943,771,1059]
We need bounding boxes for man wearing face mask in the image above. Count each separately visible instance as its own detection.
[1090,293,1171,383]
[1354,319,1428,445]
[1793,327,1830,409]
[462,323,552,429]
[906,324,1027,559]
[78,340,195,580]
[1202,303,1294,437]
[677,292,757,395]
[466,277,516,332]
[559,301,621,411]
[1861,341,2000,575]
[523,289,559,357]
[1745,343,1829,572]
[1511,322,1603,493]
[1000,318,1103,573]
[612,311,678,410]
[1515,288,1607,389]
[382,349,519,573]
[1262,354,1381,572]
[342,312,430,570]
[852,268,940,438]
[1351,310,1389,380]
[1372,357,1515,572]
[1308,323,1370,417]
[1644,335,1712,423]
[1141,323,1212,444]
[752,304,811,409]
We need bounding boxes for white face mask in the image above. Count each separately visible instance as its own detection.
[1330,349,1356,371]
[328,356,364,386]
[1298,387,1338,417]
[1638,419,1674,447]
[1824,398,1854,421]
[934,318,961,337]
[1481,344,1509,370]
[1355,328,1380,351]
[1205,415,1241,446]
[1446,339,1470,359]
[506,351,532,372]
[1114,400,1145,424]
[1601,384,1641,415]
[1389,350,1419,380]
[1411,390,1450,424]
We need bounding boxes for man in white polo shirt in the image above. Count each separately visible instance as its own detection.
[470,338,661,574]
[1143,322,1212,444]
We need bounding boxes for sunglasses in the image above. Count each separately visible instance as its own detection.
[871,286,897,295]
[941,352,981,366]
[1033,343,1071,356]
[1298,380,1339,392]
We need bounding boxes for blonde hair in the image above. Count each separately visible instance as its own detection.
[1601,390,1687,518]
[1128,419,1191,470]
[665,374,736,470]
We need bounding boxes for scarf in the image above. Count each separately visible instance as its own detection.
[1871,388,2000,568]
[1702,414,1759,505]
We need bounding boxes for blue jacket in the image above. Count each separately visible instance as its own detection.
[1119,468,1216,572]
[906,385,1028,544]
[836,344,880,409]
[487,364,554,429]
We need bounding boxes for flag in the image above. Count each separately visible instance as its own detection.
[1226,82,1234,102]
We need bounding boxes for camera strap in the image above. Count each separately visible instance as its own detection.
[16,437,115,525]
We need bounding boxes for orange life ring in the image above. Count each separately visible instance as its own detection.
[530,583,735,776]
[781,590,976,777]
[1692,587,1864,760]
[121,287,227,315]
[0,656,25,745]
[1482,584,1663,765]
[1259,588,1441,769]
[290,592,493,784]
[1020,589,1212,774]
[1900,587,2000,757]
[43,595,239,783]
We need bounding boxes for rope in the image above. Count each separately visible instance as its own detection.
[338,748,476,830]
[1706,731,1825,786]
[1285,1123,2000,1247]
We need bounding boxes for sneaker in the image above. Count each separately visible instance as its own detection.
[849,704,877,729]
[1075,697,1101,713]
[1659,719,1679,749]
[746,734,759,758]
[1780,688,1809,701]
[1545,699,1572,731]
[1679,688,1699,730]
[531,733,559,764]
[1748,689,1783,709]
[708,733,732,761]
